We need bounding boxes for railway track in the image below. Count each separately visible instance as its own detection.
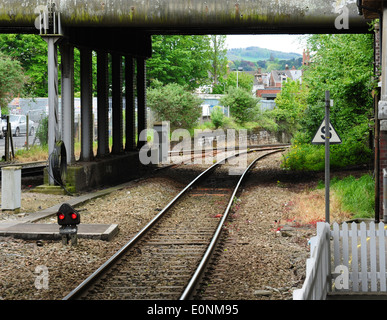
[63,146,285,300]
[0,144,288,180]
[0,160,46,179]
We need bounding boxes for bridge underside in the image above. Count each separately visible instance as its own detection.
[0,0,380,196]
[0,0,371,35]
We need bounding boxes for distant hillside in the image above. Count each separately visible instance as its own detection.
[227,46,302,62]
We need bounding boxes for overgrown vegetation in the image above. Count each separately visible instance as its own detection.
[219,86,260,124]
[0,51,26,113]
[212,71,254,94]
[210,106,225,129]
[147,81,203,132]
[14,144,48,162]
[35,116,48,146]
[287,173,375,224]
[318,174,375,219]
[278,33,375,171]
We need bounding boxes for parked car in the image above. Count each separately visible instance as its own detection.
[1,115,35,138]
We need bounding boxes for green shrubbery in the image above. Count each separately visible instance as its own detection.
[317,174,375,219]
[210,106,225,129]
[277,33,375,171]
[282,119,373,171]
[147,81,203,132]
[35,116,48,146]
[282,142,373,171]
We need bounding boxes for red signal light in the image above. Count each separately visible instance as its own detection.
[57,204,80,226]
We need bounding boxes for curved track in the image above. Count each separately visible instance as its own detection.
[63,147,285,300]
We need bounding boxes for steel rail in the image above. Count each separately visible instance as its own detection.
[63,146,286,300]
[168,143,290,155]
[179,148,284,300]
[63,148,244,299]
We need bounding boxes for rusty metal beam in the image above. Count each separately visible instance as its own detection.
[0,0,371,34]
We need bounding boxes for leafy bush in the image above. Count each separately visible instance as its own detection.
[317,174,375,219]
[0,51,26,112]
[282,137,372,171]
[220,86,259,124]
[36,116,48,146]
[147,82,203,131]
[210,106,225,129]
[270,80,307,135]
[280,34,375,170]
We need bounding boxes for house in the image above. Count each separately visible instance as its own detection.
[255,64,303,110]
[269,65,303,87]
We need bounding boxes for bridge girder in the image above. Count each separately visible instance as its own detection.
[0,0,371,35]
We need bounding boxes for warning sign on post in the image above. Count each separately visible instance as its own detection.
[311,117,342,145]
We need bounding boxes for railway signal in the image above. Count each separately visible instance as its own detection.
[56,203,80,246]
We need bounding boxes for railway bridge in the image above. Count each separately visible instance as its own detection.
[0,1,385,217]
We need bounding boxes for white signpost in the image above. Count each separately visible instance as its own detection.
[311,91,342,223]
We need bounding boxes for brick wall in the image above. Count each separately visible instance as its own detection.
[380,130,387,220]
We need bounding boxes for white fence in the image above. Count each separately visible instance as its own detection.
[294,221,387,300]
[331,221,387,293]
[293,222,331,300]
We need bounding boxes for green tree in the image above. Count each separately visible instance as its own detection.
[0,34,47,96]
[0,51,26,113]
[0,34,94,98]
[220,87,259,124]
[266,58,282,72]
[147,35,211,90]
[300,33,374,143]
[282,33,375,170]
[271,80,307,135]
[214,71,254,94]
[208,35,228,86]
[147,82,203,131]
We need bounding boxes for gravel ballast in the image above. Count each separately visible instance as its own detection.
[0,151,316,300]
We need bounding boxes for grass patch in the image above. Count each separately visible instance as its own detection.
[13,144,48,162]
[286,173,375,225]
[328,174,375,219]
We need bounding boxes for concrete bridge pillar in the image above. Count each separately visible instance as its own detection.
[97,51,110,157]
[45,36,61,185]
[111,53,124,154]
[80,48,94,162]
[137,57,147,149]
[60,42,75,164]
[125,56,136,151]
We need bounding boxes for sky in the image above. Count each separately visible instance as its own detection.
[225,34,307,55]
